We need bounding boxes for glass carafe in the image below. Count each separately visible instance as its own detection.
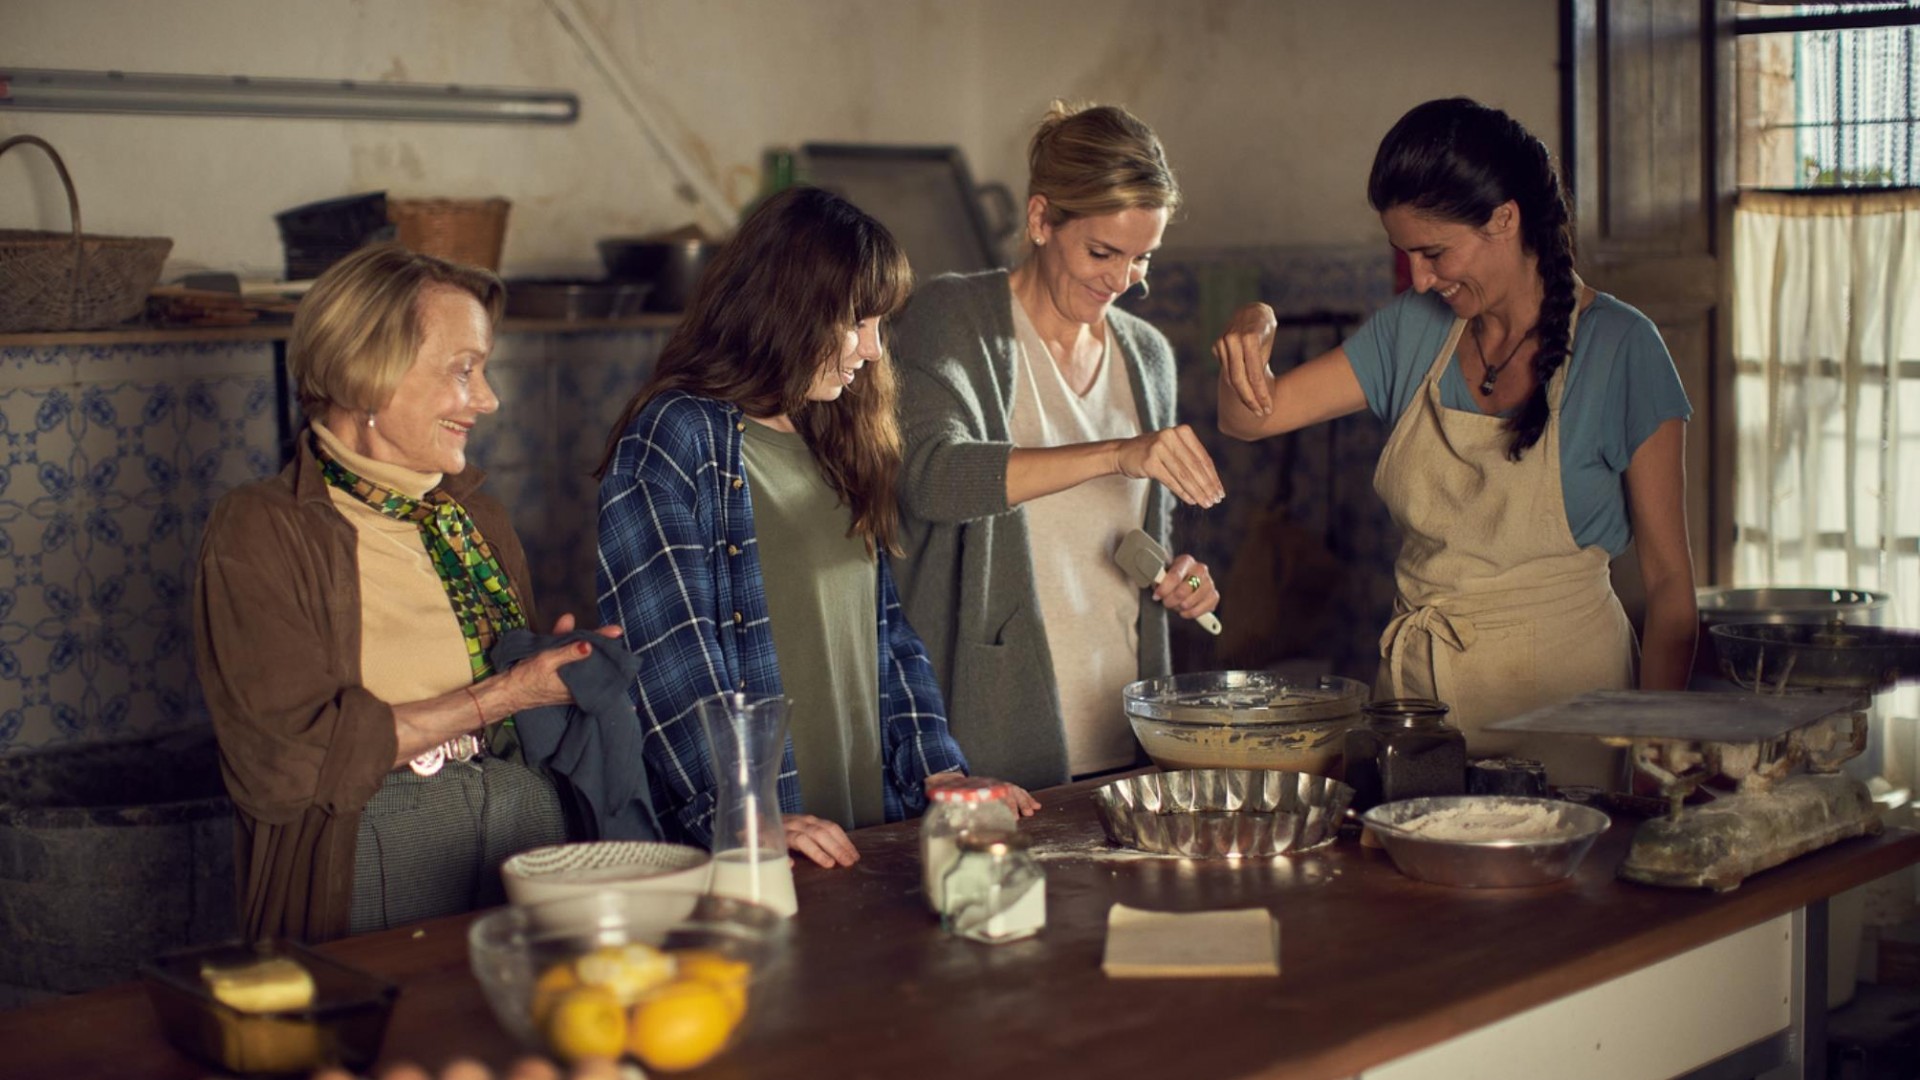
[697,692,798,917]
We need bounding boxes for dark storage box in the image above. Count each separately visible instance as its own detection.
[274,193,396,281]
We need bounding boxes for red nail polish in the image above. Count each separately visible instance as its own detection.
[576,642,590,656]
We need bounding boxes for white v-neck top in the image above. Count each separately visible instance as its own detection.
[1007,298,1150,776]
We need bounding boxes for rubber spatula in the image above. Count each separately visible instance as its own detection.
[1113,528,1223,636]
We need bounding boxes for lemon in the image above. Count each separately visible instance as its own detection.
[670,950,751,1020]
[530,961,581,1027]
[574,942,676,1006]
[672,949,750,987]
[544,985,628,1063]
[627,979,741,1073]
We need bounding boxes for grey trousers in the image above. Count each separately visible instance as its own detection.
[349,756,568,934]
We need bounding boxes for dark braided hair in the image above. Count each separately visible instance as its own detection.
[1366,98,1576,461]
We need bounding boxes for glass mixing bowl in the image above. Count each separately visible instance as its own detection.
[469,889,784,1067]
[1122,671,1371,777]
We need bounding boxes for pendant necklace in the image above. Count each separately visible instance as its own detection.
[1471,317,1534,397]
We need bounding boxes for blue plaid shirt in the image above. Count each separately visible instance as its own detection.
[597,391,968,846]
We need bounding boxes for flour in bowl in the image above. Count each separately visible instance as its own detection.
[1396,802,1576,842]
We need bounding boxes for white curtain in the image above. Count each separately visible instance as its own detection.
[1732,189,1920,788]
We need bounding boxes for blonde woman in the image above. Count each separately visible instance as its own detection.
[892,103,1225,791]
[195,244,612,941]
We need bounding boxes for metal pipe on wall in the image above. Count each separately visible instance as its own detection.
[0,67,578,124]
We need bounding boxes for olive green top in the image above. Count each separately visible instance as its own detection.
[739,420,885,829]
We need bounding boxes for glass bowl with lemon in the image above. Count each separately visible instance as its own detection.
[468,889,783,1073]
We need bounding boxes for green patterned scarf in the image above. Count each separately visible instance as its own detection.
[315,440,528,680]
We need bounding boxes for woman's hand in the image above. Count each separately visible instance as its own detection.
[486,614,622,714]
[1112,424,1225,508]
[392,614,622,764]
[784,813,859,868]
[1214,302,1279,416]
[924,771,1042,816]
[1214,306,1369,442]
[1153,553,1220,622]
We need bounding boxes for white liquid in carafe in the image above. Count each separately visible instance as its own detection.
[707,849,798,917]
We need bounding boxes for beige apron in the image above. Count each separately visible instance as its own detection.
[1371,299,1635,788]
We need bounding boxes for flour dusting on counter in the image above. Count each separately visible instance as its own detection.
[1397,803,1575,842]
[1030,837,1166,862]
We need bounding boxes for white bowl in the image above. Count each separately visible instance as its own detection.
[500,841,711,907]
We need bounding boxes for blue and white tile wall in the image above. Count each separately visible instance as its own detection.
[0,330,667,756]
[0,341,279,753]
[471,331,668,625]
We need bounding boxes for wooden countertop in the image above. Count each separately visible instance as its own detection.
[5,777,1917,1080]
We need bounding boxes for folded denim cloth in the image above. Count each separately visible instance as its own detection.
[490,628,661,842]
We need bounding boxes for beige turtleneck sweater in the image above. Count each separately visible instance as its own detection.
[310,423,476,707]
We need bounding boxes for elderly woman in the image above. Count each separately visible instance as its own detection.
[891,102,1225,791]
[1214,98,1695,786]
[195,244,610,942]
[595,186,1036,869]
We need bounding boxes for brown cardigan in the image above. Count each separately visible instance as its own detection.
[193,434,540,943]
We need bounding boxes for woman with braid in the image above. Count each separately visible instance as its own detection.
[196,244,616,941]
[1214,98,1694,787]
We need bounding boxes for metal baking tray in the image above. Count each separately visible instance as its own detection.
[1091,769,1354,858]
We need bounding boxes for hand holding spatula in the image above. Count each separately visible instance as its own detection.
[1114,528,1223,636]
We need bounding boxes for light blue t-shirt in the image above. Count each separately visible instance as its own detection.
[1342,289,1691,556]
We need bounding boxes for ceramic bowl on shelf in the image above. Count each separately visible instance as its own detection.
[597,236,717,312]
[1362,795,1611,888]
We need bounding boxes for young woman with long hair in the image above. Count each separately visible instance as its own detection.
[596,186,1036,867]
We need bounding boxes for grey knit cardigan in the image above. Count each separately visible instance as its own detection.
[890,269,1176,791]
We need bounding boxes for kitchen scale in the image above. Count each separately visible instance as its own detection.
[1491,621,1920,891]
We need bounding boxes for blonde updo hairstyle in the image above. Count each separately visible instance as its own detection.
[289,242,505,420]
[1026,101,1182,233]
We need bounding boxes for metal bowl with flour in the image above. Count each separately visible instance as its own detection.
[1122,671,1370,777]
[1363,796,1611,888]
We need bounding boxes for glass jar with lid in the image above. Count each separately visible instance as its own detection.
[920,778,1018,914]
[1343,698,1467,810]
[940,829,1045,944]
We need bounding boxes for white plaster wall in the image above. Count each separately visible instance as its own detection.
[964,0,1562,250]
[0,0,1557,277]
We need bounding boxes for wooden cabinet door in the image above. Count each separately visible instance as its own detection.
[1564,0,1734,608]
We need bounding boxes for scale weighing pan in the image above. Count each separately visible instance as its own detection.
[1709,623,1920,691]
[1488,690,1855,744]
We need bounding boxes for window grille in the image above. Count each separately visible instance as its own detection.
[1735,2,1920,188]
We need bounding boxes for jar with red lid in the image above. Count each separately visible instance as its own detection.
[920,778,1018,915]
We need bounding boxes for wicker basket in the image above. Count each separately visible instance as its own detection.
[387,197,510,272]
[0,136,173,333]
